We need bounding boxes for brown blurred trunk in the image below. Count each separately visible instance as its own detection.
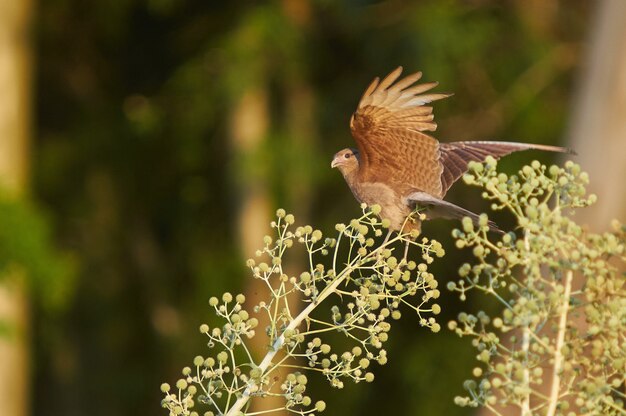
[230,84,279,414]
[562,7,626,411]
[567,0,626,230]
[0,0,33,415]
[478,1,626,415]
[230,86,272,261]
[230,3,315,414]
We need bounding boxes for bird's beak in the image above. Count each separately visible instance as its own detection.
[331,156,341,168]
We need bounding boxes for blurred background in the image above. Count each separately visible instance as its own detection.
[1,0,625,415]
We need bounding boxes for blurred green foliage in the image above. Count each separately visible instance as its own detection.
[0,193,74,333]
[32,1,590,415]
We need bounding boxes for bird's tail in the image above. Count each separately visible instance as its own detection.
[427,201,503,234]
[407,191,503,234]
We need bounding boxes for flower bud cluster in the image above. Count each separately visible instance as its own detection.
[162,207,444,415]
[451,161,625,414]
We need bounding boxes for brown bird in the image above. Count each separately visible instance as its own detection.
[332,67,572,238]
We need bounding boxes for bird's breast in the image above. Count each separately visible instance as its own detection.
[353,181,411,230]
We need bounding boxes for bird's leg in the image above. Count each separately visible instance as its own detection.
[377,230,393,262]
[403,240,410,264]
[382,229,393,247]
[399,210,424,266]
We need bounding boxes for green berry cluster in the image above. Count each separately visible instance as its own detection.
[450,159,625,415]
[162,205,444,415]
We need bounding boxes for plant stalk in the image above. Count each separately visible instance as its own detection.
[225,259,357,415]
[545,270,573,416]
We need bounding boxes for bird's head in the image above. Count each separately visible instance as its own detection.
[331,148,360,174]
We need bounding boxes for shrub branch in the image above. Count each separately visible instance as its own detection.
[161,207,444,415]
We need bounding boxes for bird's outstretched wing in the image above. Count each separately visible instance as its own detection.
[350,66,452,196]
[439,141,574,196]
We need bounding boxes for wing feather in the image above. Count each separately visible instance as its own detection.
[376,66,403,91]
[350,67,452,196]
[392,71,423,90]
[400,81,442,97]
[360,77,380,103]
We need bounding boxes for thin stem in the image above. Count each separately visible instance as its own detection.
[521,326,531,416]
[246,407,288,415]
[546,270,573,416]
[332,231,343,272]
[484,402,506,416]
[603,399,626,415]
[224,256,362,415]
[521,230,532,416]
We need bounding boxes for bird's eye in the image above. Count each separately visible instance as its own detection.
[344,153,351,159]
